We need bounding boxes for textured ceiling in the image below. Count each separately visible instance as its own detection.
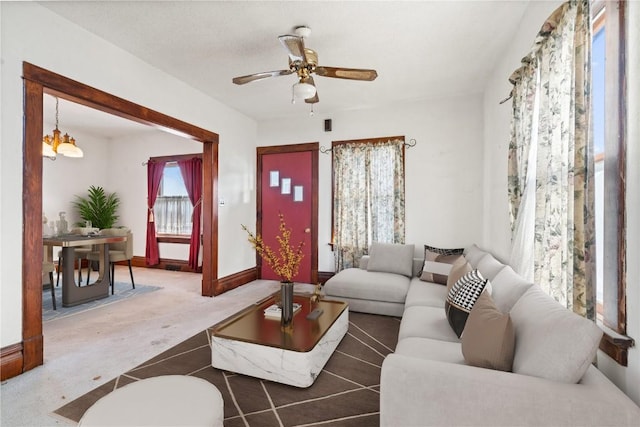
[40,0,530,127]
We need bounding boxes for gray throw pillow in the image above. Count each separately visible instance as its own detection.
[510,286,603,383]
[367,243,415,277]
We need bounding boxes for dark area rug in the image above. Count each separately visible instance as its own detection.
[54,311,400,426]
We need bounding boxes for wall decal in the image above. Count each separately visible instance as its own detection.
[281,178,291,194]
[270,171,279,187]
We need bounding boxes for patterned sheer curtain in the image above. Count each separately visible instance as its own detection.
[507,0,596,319]
[333,138,405,271]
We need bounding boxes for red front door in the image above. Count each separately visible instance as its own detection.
[258,145,317,284]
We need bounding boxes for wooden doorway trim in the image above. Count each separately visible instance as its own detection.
[256,143,319,284]
[16,62,218,377]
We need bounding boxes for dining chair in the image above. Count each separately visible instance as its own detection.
[86,228,135,294]
[43,260,57,310]
[56,228,92,287]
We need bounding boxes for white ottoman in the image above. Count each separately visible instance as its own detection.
[78,375,223,427]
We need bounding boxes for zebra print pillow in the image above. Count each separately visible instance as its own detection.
[445,269,490,337]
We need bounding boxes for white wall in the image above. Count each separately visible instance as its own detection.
[482,0,640,405]
[0,2,258,347]
[258,95,485,272]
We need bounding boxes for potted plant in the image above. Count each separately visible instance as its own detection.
[73,185,120,230]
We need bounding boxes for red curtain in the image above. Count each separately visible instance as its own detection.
[145,160,166,265]
[178,158,203,270]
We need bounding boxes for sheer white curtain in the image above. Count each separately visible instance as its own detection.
[507,0,595,319]
[153,196,193,235]
[509,65,540,282]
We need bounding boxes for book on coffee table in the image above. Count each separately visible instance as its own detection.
[263,303,302,319]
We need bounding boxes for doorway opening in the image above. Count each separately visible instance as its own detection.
[19,62,219,376]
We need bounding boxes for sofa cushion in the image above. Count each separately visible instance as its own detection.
[324,268,410,304]
[461,292,515,372]
[419,245,464,285]
[405,278,448,308]
[395,337,465,365]
[446,257,472,294]
[445,270,489,337]
[476,253,507,281]
[463,244,486,268]
[367,243,415,277]
[510,285,603,384]
[490,266,533,313]
[398,305,460,343]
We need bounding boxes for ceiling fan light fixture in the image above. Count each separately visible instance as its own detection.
[293,82,316,100]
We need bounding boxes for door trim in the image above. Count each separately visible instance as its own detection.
[256,143,319,284]
[9,62,219,379]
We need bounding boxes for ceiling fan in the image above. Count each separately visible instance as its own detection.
[232,26,378,105]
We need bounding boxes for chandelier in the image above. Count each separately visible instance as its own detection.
[42,97,83,159]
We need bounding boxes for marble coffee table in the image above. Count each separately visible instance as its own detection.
[210,293,348,388]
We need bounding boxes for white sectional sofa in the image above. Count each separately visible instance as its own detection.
[324,243,640,426]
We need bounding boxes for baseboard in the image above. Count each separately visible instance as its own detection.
[129,256,200,273]
[214,267,258,295]
[0,343,24,381]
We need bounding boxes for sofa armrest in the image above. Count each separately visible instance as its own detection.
[380,354,640,426]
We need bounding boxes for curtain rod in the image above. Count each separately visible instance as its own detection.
[320,138,417,154]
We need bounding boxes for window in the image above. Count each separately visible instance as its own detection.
[331,136,406,271]
[154,162,193,236]
[593,5,606,322]
[591,0,633,365]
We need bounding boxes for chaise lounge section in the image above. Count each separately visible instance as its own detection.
[324,243,640,426]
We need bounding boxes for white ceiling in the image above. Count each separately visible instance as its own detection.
[40,0,531,129]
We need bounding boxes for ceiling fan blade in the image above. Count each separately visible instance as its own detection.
[278,35,306,62]
[315,66,378,81]
[302,76,319,104]
[232,69,293,85]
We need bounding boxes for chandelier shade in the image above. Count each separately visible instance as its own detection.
[43,97,83,159]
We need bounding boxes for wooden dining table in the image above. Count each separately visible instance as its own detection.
[43,234,126,307]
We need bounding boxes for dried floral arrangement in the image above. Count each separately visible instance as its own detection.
[242,213,304,283]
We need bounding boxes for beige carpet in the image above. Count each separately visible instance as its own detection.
[54,312,401,426]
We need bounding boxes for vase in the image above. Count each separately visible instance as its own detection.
[280,281,294,329]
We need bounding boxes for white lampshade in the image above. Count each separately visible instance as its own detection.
[58,143,84,158]
[42,141,57,158]
[292,82,316,100]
